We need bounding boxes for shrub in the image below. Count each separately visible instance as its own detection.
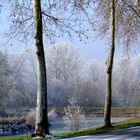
[63,97,85,132]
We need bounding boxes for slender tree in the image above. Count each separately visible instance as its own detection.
[95,0,140,127]
[104,0,115,128]
[32,0,49,136]
[135,0,140,13]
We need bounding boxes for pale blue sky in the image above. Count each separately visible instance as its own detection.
[0,3,108,63]
[0,26,123,64]
[0,16,108,63]
[54,36,108,63]
[0,6,128,64]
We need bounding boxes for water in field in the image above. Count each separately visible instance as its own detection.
[50,117,131,133]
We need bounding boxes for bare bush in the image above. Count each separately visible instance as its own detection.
[63,97,85,132]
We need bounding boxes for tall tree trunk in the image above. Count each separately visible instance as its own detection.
[104,0,115,128]
[136,0,140,13]
[135,0,140,7]
[32,0,49,136]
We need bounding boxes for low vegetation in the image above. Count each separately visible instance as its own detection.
[0,136,29,140]
[63,97,85,132]
[0,136,57,140]
[55,117,140,138]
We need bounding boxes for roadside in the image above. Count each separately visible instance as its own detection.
[55,117,140,138]
[61,126,140,140]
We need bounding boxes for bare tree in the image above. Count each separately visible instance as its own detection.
[0,52,11,115]
[48,79,71,107]
[32,0,49,136]
[95,0,140,127]
[63,97,85,132]
[1,0,96,47]
[87,60,104,83]
[103,0,115,128]
[112,58,140,107]
[96,0,140,50]
[86,60,105,106]
[46,44,83,83]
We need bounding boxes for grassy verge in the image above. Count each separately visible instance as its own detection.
[0,136,56,140]
[0,136,58,140]
[0,136,31,140]
[55,117,140,138]
[0,117,140,140]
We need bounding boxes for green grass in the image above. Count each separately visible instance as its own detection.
[0,136,31,140]
[0,135,58,140]
[55,117,140,138]
[0,136,57,140]
[0,117,140,140]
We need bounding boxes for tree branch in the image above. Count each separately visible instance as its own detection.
[42,12,58,22]
[120,0,140,19]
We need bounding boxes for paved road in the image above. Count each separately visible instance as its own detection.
[61,126,140,140]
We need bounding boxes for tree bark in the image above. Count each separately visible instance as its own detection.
[32,0,49,135]
[134,0,140,19]
[136,0,140,13]
[104,0,115,128]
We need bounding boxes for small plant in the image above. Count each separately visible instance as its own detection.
[63,97,85,132]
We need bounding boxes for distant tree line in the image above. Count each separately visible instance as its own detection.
[0,44,140,116]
